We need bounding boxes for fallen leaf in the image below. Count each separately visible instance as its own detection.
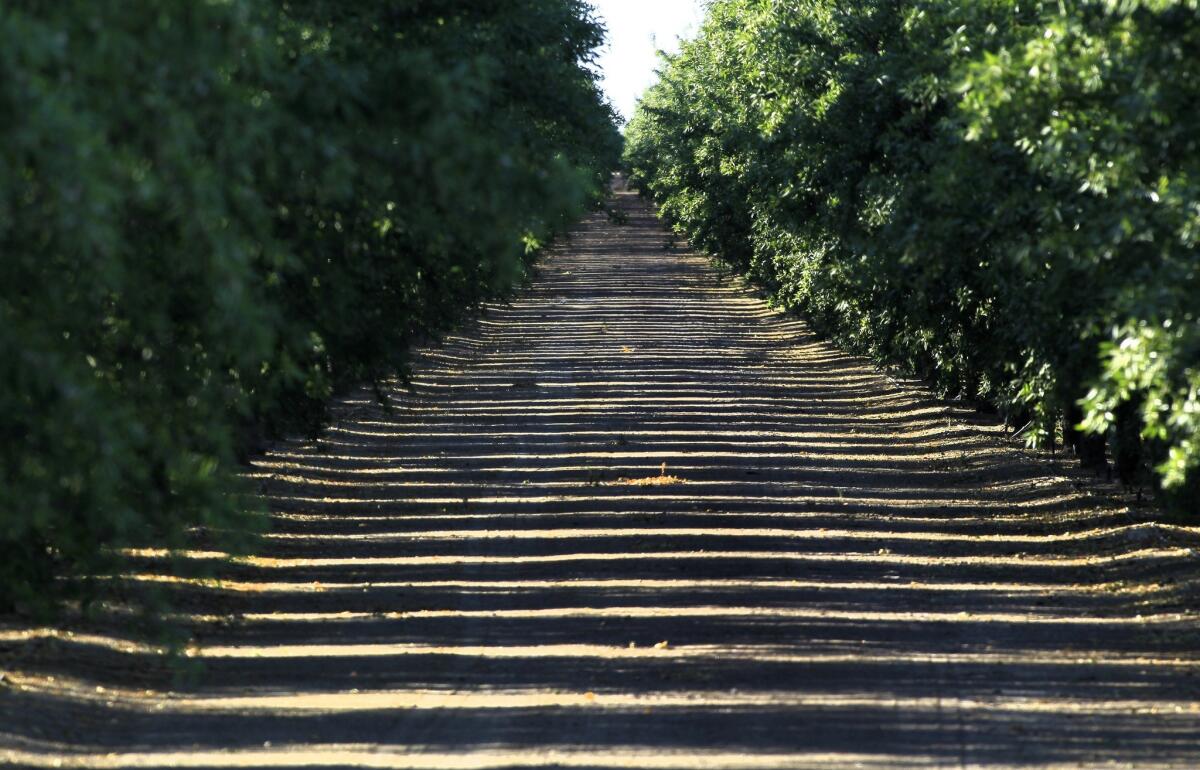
[608,475,683,487]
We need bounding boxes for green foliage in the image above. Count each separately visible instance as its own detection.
[0,0,621,612]
[626,0,1199,513]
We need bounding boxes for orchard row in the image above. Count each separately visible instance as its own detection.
[0,1,621,611]
[626,0,1199,512]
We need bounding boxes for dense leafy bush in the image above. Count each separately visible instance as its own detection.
[0,0,620,612]
[626,0,1199,513]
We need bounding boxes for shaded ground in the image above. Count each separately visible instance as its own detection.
[2,188,1200,768]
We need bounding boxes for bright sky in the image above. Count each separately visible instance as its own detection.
[590,0,708,125]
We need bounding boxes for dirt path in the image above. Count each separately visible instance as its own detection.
[3,189,1200,768]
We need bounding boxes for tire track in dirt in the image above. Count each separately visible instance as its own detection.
[2,188,1200,769]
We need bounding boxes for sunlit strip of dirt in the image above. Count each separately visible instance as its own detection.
[249,523,1195,545]
[5,676,1200,716]
[118,545,1200,569]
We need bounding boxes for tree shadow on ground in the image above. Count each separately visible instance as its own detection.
[3,192,1199,769]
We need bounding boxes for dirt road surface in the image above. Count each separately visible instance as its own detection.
[3,189,1200,768]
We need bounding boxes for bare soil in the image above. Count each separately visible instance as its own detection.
[3,189,1200,769]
